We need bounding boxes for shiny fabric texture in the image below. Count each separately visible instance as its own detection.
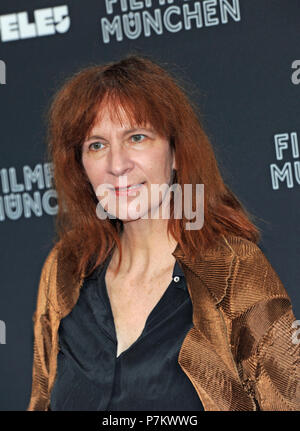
[50,252,204,411]
[27,234,300,411]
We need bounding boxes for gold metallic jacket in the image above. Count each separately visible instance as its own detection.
[27,234,300,411]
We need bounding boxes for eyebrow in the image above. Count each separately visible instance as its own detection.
[85,127,155,142]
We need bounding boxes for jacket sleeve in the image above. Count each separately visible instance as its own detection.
[229,246,300,411]
[27,246,58,411]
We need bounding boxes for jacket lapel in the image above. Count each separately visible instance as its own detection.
[172,237,257,410]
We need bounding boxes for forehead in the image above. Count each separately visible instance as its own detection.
[88,104,155,139]
[93,99,150,129]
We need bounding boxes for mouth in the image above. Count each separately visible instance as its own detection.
[114,181,146,191]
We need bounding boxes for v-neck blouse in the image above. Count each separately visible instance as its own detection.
[49,252,204,411]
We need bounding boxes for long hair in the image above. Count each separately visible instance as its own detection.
[45,53,260,279]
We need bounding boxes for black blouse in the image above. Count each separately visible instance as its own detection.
[50,251,204,411]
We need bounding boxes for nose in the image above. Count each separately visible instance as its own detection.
[106,144,133,178]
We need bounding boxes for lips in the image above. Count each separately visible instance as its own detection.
[114,181,145,190]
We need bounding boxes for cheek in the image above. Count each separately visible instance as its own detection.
[154,145,173,165]
[152,153,172,177]
[82,158,105,188]
[142,149,168,170]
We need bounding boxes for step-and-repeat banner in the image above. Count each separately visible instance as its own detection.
[0,0,299,410]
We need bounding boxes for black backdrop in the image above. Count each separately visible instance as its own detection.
[0,0,299,411]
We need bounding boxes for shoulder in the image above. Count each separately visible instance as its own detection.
[39,244,60,291]
[32,243,60,322]
[221,234,263,257]
[42,244,59,273]
[215,234,291,317]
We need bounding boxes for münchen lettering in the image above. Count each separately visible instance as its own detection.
[101,0,241,43]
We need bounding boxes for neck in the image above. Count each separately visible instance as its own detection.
[110,217,178,278]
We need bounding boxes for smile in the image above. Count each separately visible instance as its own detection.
[113,182,146,195]
[117,183,144,190]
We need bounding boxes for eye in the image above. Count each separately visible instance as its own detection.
[88,141,104,151]
[131,134,146,143]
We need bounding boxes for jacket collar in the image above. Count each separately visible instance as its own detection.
[56,233,256,410]
[171,235,232,305]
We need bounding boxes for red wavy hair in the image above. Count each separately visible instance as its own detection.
[46,53,260,278]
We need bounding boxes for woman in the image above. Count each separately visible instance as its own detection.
[27,54,299,411]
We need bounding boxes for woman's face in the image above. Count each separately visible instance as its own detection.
[81,105,176,221]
